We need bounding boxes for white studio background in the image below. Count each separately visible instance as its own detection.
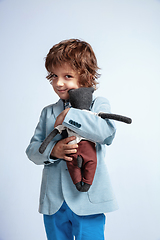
[0,0,160,239]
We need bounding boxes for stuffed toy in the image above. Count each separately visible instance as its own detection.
[39,87,132,192]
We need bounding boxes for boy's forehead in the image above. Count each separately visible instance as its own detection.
[51,63,77,74]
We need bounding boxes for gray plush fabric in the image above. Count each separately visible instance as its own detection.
[68,87,94,110]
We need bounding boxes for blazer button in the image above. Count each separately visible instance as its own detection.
[69,119,73,124]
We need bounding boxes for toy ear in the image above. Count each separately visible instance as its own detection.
[91,87,95,93]
[39,129,59,154]
[98,112,132,124]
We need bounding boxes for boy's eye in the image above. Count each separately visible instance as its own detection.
[51,74,57,78]
[66,75,72,79]
[49,74,57,84]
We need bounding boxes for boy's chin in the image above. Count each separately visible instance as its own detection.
[60,95,69,100]
[56,92,69,100]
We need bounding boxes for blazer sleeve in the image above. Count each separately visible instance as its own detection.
[63,97,116,145]
[26,107,58,165]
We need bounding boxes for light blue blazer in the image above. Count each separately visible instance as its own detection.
[26,96,118,216]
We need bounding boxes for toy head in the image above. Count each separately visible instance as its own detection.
[68,87,94,110]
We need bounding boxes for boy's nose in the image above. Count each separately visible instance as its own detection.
[56,77,64,86]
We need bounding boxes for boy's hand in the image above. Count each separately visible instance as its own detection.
[50,136,78,161]
[54,108,70,128]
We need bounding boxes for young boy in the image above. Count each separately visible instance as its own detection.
[26,39,118,240]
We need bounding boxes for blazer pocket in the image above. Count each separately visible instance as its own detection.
[39,167,48,205]
[87,166,116,204]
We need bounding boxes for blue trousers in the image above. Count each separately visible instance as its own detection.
[43,201,106,240]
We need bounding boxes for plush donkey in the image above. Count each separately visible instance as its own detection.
[39,87,132,192]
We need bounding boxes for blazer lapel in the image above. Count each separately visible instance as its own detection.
[52,99,64,118]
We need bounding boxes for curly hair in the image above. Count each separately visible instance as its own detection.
[45,39,100,89]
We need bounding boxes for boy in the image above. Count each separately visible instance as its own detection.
[26,39,118,240]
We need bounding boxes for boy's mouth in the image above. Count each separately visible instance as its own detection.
[57,89,68,92]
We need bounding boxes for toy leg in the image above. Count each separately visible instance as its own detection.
[75,155,90,192]
[67,154,83,185]
[67,140,97,192]
[77,140,97,185]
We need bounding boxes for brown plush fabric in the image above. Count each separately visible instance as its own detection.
[67,140,97,185]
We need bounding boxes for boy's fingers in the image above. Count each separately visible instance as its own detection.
[65,149,77,154]
[64,136,76,144]
[64,156,73,161]
[64,144,78,150]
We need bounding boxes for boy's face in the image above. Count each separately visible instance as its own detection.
[50,63,80,100]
